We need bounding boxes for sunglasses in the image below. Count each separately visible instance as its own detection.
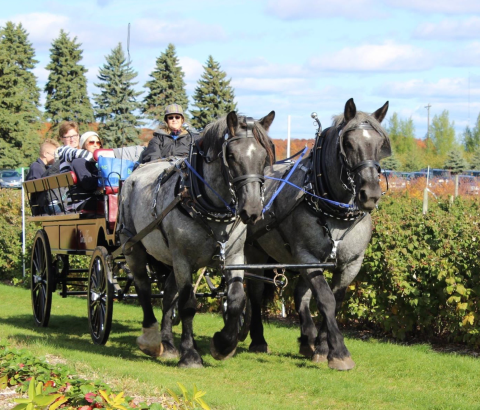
[87,140,102,146]
[167,115,182,120]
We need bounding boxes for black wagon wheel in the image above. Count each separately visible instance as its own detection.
[31,229,54,327]
[88,246,114,345]
[222,289,252,342]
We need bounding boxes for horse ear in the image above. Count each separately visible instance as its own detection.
[259,111,275,131]
[344,98,356,123]
[227,111,238,138]
[373,101,389,123]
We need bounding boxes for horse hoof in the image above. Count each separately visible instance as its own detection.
[137,323,163,358]
[328,356,356,371]
[178,360,203,369]
[159,343,179,360]
[299,344,315,358]
[249,344,271,354]
[311,354,328,363]
[210,338,236,360]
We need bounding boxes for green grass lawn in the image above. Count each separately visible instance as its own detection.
[1,283,480,410]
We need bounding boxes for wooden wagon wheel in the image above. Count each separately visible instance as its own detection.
[88,246,114,345]
[30,229,54,327]
[222,288,252,342]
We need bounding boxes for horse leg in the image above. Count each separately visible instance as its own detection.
[244,246,270,353]
[159,271,180,359]
[174,259,203,368]
[294,277,318,359]
[304,268,354,371]
[248,278,270,353]
[313,258,363,364]
[210,255,244,360]
[123,240,163,358]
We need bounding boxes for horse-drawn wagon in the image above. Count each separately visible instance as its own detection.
[23,101,391,370]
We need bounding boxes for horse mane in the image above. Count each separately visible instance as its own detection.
[332,111,388,138]
[202,114,274,164]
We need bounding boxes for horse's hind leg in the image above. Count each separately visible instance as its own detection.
[248,278,270,353]
[160,270,180,359]
[295,277,318,359]
[174,259,203,368]
[123,239,163,358]
[303,268,354,371]
[245,247,270,353]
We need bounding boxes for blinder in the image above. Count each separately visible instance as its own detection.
[220,117,265,193]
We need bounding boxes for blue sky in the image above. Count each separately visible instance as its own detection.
[2,0,479,141]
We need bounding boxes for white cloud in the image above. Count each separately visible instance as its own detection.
[265,0,386,20]
[379,78,479,100]
[226,58,309,79]
[452,42,480,66]
[0,12,69,46]
[179,56,204,92]
[309,42,433,72]
[232,77,310,94]
[179,56,204,82]
[133,18,227,46]
[414,17,480,40]
[386,0,480,14]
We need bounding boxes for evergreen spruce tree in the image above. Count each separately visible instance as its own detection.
[381,154,402,171]
[143,44,188,122]
[0,22,42,168]
[44,30,94,133]
[443,150,468,174]
[190,56,237,129]
[94,43,143,147]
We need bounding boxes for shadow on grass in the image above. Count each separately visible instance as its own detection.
[0,314,227,368]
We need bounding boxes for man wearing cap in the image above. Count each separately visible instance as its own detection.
[139,104,198,164]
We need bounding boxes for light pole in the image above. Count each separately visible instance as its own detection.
[425,103,431,141]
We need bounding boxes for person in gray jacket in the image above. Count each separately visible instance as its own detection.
[139,104,198,164]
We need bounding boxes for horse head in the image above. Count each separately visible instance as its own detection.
[224,111,275,224]
[337,98,391,211]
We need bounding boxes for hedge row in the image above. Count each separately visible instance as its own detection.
[340,195,480,346]
[3,188,480,347]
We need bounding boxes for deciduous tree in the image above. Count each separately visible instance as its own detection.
[463,113,480,153]
[431,110,455,157]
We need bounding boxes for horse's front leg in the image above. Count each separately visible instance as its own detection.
[294,276,317,359]
[210,253,245,360]
[174,258,203,368]
[314,259,363,364]
[303,267,355,371]
[121,237,163,358]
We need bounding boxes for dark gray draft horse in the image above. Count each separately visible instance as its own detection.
[245,98,391,370]
[119,111,275,368]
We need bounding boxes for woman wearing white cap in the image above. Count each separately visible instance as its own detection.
[69,131,103,191]
[79,131,103,152]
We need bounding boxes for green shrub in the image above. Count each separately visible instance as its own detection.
[0,189,36,282]
[340,195,480,346]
